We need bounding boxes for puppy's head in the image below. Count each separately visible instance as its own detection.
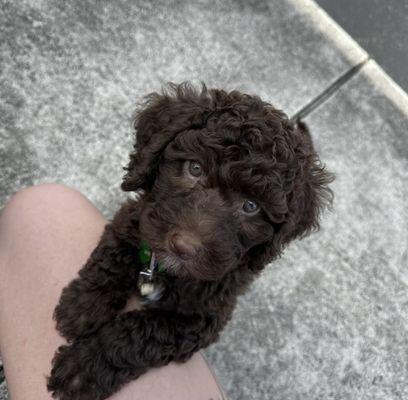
[123,83,333,281]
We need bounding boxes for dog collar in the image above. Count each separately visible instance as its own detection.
[138,242,165,296]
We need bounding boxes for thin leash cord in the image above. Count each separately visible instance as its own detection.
[290,58,370,122]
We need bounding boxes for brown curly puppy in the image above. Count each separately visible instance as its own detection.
[47,82,333,400]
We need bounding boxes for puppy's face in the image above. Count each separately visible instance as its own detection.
[123,84,333,281]
[139,128,278,280]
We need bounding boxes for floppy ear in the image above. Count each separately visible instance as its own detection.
[281,121,334,241]
[122,82,212,191]
[248,120,334,272]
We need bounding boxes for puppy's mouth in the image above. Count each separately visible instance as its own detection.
[139,222,240,280]
[153,247,195,277]
[156,248,185,265]
[153,245,237,281]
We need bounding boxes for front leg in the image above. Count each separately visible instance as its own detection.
[54,203,142,341]
[48,309,221,400]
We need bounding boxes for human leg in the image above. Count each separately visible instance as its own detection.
[0,184,225,400]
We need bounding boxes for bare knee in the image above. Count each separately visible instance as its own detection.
[0,184,105,276]
[1,184,95,233]
[1,183,101,224]
[2,184,88,215]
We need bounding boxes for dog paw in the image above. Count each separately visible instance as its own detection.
[47,342,106,400]
[53,279,115,341]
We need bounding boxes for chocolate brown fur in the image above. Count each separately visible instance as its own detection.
[47,82,333,400]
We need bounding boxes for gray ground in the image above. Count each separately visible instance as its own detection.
[316,0,408,92]
[1,0,407,399]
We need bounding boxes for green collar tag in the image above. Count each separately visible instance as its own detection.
[138,241,165,273]
[138,241,152,265]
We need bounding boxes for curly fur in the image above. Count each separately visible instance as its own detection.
[47,82,334,400]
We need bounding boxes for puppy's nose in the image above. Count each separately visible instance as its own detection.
[169,233,199,258]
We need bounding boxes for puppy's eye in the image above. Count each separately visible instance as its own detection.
[242,200,260,215]
[187,161,203,178]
